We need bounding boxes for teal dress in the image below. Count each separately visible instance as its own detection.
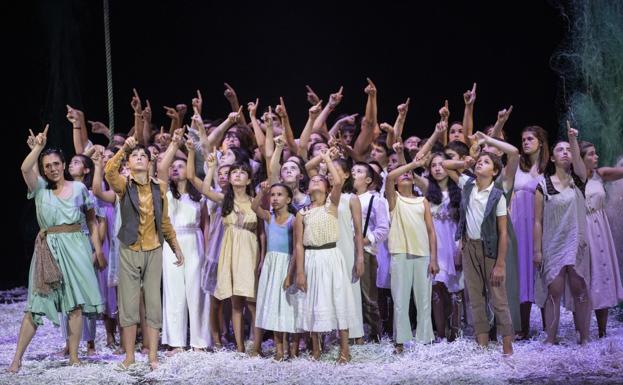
[26,177,104,326]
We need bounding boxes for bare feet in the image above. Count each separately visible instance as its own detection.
[86,341,96,356]
[55,346,69,357]
[164,347,184,357]
[112,346,125,355]
[7,360,21,373]
[502,335,514,355]
[336,352,351,365]
[393,344,404,354]
[354,337,364,345]
[140,347,149,355]
[68,358,82,366]
[310,349,321,361]
[149,360,159,371]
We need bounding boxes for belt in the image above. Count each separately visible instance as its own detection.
[34,223,82,295]
[304,242,337,250]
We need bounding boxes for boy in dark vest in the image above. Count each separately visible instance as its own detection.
[455,151,513,355]
[105,136,183,370]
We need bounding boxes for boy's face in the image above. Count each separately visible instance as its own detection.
[475,155,496,179]
[128,148,149,172]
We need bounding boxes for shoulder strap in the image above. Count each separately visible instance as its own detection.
[363,195,375,237]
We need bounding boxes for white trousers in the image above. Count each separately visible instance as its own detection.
[162,230,211,348]
[390,254,434,344]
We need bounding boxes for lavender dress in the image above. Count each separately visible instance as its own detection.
[510,168,540,304]
[201,200,224,294]
[430,192,462,293]
[586,172,623,309]
[96,196,118,318]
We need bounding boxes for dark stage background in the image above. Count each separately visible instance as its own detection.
[3,1,563,289]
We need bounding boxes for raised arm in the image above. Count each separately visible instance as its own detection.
[390,97,410,146]
[323,150,343,206]
[206,108,241,151]
[264,106,275,161]
[90,149,117,203]
[299,101,323,160]
[312,86,343,136]
[185,135,204,189]
[353,79,377,156]
[164,105,182,136]
[567,123,587,182]
[251,181,271,222]
[490,106,513,139]
[415,120,447,161]
[275,97,298,156]
[66,105,89,154]
[247,98,266,155]
[471,131,519,192]
[200,152,225,203]
[224,83,247,126]
[269,136,285,184]
[21,125,48,192]
[140,99,153,146]
[462,82,477,146]
[157,126,185,183]
[130,88,144,141]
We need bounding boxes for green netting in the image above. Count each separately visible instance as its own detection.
[551,1,623,166]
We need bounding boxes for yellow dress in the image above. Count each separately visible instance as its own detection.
[214,200,258,300]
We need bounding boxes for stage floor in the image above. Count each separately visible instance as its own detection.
[0,288,622,385]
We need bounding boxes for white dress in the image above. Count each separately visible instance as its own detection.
[297,202,358,332]
[255,214,297,333]
[162,192,211,348]
[336,193,364,338]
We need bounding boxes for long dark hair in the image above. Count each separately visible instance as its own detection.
[333,158,353,193]
[271,182,297,215]
[519,125,549,174]
[425,152,460,221]
[70,154,95,189]
[169,158,202,202]
[38,148,68,190]
[222,162,254,217]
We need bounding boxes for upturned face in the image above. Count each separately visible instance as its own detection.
[228,167,250,187]
[68,156,87,178]
[551,141,571,169]
[351,165,371,191]
[280,161,302,184]
[169,159,187,182]
[370,144,388,165]
[475,154,496,178]
[128,148,149,172]
[404,136,421,152]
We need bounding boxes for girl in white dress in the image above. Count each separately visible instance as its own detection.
[252,182,297,361]
[158,131,210,353]
[294,150,357,364]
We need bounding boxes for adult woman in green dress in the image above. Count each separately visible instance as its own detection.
[8,126,104,373]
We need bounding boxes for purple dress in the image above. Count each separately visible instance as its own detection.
[96,196,118,318]
[510,168,539,304]
[201,200,224,294]
[586,172,623,309]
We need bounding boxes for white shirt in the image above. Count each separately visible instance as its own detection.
[458,175,507,240]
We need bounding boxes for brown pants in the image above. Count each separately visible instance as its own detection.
[118,245,163,329]
[462,239,513,337]
[360,252,382,337]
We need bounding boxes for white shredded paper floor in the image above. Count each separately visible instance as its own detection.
[0,288,622,385]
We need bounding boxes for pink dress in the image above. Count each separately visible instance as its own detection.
[510,168,540,303]
[586,172,623,309]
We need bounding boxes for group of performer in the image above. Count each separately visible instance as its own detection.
[8,80,623,372]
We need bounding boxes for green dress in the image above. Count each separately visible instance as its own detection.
[26,177,104,326]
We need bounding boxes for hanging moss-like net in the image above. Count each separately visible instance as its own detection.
[551,1,623,166]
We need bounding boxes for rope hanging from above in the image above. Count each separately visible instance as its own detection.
[103,0,115,136]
